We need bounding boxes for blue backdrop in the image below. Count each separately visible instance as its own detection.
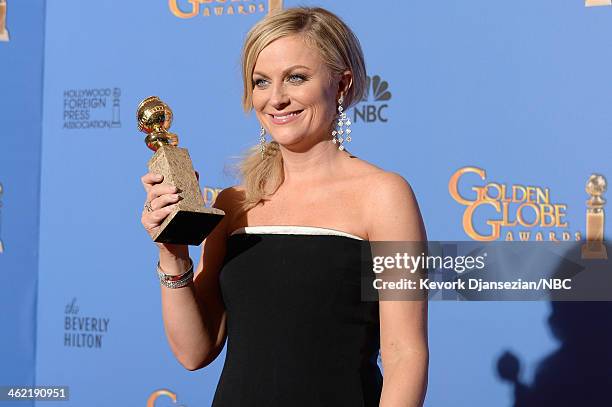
[1,0,611,406]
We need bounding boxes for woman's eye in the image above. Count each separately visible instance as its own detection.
[288,74,306,83]
[254,79,269,88]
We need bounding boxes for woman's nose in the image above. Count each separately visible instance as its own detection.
[269,83,290,110]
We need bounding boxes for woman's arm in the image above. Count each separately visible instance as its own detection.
[366,172,429,407]
[154,186,237,370]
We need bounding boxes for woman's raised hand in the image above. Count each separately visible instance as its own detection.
[140,172,187,258]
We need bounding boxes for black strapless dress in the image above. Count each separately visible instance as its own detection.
[212,226,383,407]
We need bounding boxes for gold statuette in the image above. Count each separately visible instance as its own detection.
[581,174,607,259]
[138,96,224,246]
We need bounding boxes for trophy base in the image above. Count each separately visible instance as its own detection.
[581,242,608,260]
[152,206,225,246]
[146,144,225,246]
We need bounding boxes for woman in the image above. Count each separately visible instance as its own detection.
[141,7,428,407]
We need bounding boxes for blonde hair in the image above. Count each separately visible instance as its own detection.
[236,6,367,211]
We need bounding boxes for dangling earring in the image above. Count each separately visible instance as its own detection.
[331,95,352,151]
[259,125,266,159]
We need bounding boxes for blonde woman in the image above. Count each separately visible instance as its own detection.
[141,7,428,406]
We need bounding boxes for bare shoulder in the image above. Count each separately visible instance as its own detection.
[346,158,425,241]
[345,155,415,199]
[369,171,416,202]
[209,185,247,236]
[212,185,246,213]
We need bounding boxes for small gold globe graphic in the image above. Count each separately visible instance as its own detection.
[586,174,607,197]
[137,96,178,151]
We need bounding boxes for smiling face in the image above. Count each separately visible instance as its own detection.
[252,34,340,150]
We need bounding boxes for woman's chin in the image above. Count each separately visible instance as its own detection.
[268,129,302,143]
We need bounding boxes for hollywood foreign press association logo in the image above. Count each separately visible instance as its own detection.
[352,75,392,124]
[63,87,122,130]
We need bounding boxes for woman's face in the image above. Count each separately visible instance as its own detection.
[251,34,339,150]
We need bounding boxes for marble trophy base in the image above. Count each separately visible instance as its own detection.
[581,241,608,260]
[148,145,224,245]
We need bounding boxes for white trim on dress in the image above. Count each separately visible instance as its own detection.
[229,225,364,241]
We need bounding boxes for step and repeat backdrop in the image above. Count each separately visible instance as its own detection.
[1,0,611,406]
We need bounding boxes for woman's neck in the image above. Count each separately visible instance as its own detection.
[278,138,346,187]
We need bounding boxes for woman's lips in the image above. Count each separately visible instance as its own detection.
[268,110,303,125]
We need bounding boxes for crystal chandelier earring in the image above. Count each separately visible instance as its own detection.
[259,125,266,159]
[331,95,351,151]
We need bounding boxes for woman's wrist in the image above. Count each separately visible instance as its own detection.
[158,247,191,276]
[158,242,188,258]
[157,257,194,288]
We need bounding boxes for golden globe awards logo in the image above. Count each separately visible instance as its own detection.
[449,166,581,241]
[169,0,282,18]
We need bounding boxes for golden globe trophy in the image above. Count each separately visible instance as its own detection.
[138,96,224,245]
[581,174,607,259]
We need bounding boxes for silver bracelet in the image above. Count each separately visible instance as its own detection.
[157,258,194,289]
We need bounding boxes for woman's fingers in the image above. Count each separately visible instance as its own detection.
[151,193,180,210]
[141,172,163,192]
[140,172,182,238]
[149,205,176,222]
[142,205,176,231]
[147,182,178,203]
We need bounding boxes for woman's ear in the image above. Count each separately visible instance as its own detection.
[337,70,353,101]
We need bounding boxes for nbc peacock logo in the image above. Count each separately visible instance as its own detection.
[352,75,391,124]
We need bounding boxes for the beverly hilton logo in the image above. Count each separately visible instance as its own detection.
[352,75,391,124]
[449,167,583,241]
[64,298,110,349]
[0,0,9,42]
[169,0,282,18]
